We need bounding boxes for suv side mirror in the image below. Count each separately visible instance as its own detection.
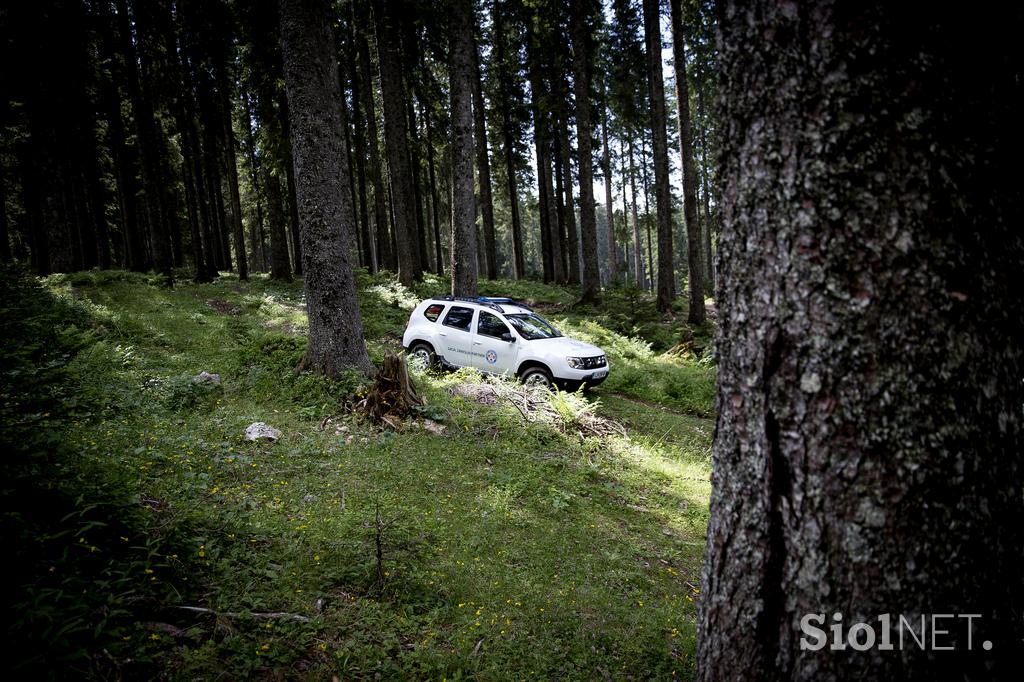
[501,332,515,343]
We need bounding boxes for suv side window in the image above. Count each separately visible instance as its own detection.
[423,304,445,322]
[442,306,474,331]
[477,311,510,339]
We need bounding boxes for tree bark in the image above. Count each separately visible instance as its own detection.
[449,0,478,296]
[669,0,703,322]
[279,0,371,376]
[471,35,497,280]
[373,0,421,285]
[698,3,1022,680]
[283,148,302,274]
[641,0,674,310]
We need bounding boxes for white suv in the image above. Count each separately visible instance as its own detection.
[402,296,609,390]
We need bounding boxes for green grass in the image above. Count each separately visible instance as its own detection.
[2,267,715,680]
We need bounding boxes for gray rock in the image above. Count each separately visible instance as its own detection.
[193,371,222,385]
[245,422,281,441]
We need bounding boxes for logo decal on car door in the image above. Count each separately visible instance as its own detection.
[485,350,498,364]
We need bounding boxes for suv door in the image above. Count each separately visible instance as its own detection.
[437,305,476,367]
[472,310,517,375]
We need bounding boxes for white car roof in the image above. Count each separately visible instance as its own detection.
[424,298,536,317]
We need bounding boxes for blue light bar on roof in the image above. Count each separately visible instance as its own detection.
[478,297,515,304]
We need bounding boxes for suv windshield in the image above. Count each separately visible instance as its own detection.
[506,313,562,340]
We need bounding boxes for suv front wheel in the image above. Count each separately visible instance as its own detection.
[519,365,553,389]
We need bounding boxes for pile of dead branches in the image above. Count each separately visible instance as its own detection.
[356,352,423,427]
[450,376,625,438]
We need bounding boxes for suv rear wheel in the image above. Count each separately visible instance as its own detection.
[519,365,553,389]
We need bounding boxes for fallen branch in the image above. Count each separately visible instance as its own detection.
[172,605,311,623]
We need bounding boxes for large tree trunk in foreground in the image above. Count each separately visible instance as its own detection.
[641,0,675,311]
[279,0,371,376]
[698,3,1022,680]
[669,0,703,323]
[448,0,477,297]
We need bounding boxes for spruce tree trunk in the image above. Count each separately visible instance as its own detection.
[616,140,629,281]
[449,0,478,297]
[116,0,172,282]
[628,139,644,289]
[641,0,674,310]
[547,141,565,284]
[533,96,553,282]
[216,61,247,280]
[355,21,392,272]
[279,0,371,376]
[601,86,617,284]
[406,98,430,274]
[339,66,362,268]
[264,168,292,282]
[373,0,421,285]
[471,35,497,280]
[494,3,524,280]
[241,90,268,272]
[424,107,444,276]
[553,136,568,279]
[695,62,715,298]
[698,3,1022,680]
[349,30,375,273]
[558,125,580,284]
[669,0,703,323]
[570,1,600,300]
[0,166,9,263]
[640,141,655,294]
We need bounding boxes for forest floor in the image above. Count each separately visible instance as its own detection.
[2,267,716,680]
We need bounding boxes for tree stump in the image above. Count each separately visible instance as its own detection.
[356,352,423,425]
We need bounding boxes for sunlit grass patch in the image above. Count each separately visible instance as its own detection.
[5,268,714,680]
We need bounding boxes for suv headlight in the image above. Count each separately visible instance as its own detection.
[566,357,583,369]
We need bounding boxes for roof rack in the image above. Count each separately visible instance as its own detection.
[479,296,534,312]
[428,295,534,314]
